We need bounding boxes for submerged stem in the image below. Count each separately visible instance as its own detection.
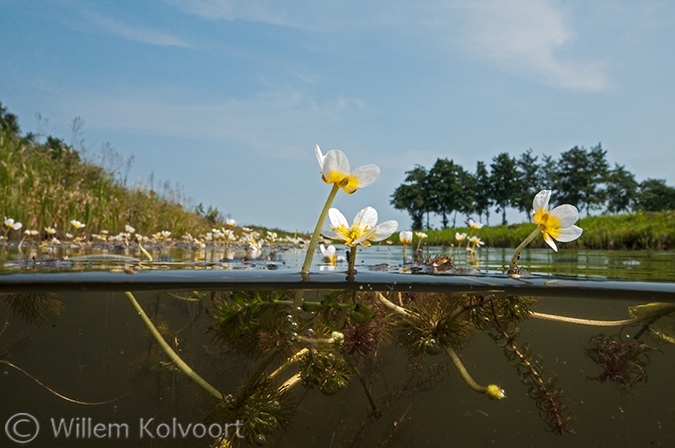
[444,345,505,400]
[508,226,542,275]
[531,311,637,327]
[125,291,223,400]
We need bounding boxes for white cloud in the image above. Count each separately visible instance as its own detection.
[453,0,610,92]
[166,0,609,92]
[83,11,191,48]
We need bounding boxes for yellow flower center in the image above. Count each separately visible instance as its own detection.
[322,171,349,186]
[333,222,373,247]
[533,210,561,236]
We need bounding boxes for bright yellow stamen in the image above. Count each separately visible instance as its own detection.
[322,170,348,185]
[332,222,374,247]
[534,210,561,237]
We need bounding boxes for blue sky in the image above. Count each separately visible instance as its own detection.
[2,1,674,231]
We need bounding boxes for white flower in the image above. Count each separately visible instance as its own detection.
[455,232,467,242]
[226,218,236,227]
[45,227,57,235]
[320,244,337,263]
[125,224,135,234]
[70,220,85,230]
[414,231,428,239]
[532,190,583,251]
[399,230,413,245]
[469,236,484,247]
[4,217,22,231]
[322,206,398,247]
[468,219,484,229]
[315,145,380,194]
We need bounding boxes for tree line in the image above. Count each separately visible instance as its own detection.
[390,144,675,230]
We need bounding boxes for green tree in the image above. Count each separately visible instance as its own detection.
[555,144,609,216]
[634,179,675,212]
[427,158,464,228]
[457,167,476,227]
[605,163,638,214]
[390,165,429,230]
[0,101,20,135]
[472,161,491,225]
[489,152,519,225]
[513,149,542,218]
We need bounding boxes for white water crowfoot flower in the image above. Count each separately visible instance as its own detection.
[320,244,337,264]
[4,217,22,231]
[508,190,583,276]
[468,219,484,230]
[323,207,398,248]
[531,190,583,251]
[323,206,398,273]
[70,220,86,230]
[315,145,380,194]
[399,231,413,245]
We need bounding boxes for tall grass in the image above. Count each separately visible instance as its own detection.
[0,129,220,239]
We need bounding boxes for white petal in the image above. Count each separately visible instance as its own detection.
[328,208,348,228]
[354,206,378,227]
[554,225,583,242]
[532,190,551,214]
[322,150,350,179]
[369,220,399,241]
[399,230,413,244]
[549,204,580,228]
[352,229,377,245]
[321,229,341,240]
[542,232,558,251]
[315,145,325,168]
[348,164,380,189]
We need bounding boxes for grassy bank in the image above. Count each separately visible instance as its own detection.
[408,211,675,251]
[0,127,222,239]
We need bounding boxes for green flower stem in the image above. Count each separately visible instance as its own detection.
[268,348,309,381]
[347,245,357,274]
[444,345,487,393]
[280,373,302,391]
[508,225,543,275]
[125,291,223,401]
[402,244,408,265]
[301,183,340,276]
[376,292,411,316]
[531,311,638,326]
[244,346,281,390]
[345,356,381,417]
[137,240,153,262]
[293,184,340,321]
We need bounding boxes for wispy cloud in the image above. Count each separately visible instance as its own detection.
[83,11,190,48]
[453,0,610,92]
[166,0,609,92]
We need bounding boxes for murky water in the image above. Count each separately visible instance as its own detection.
[1,246,675,447]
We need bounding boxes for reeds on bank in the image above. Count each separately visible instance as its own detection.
[0,128,218,239]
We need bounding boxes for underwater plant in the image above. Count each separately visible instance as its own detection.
[1,292,66,326]
[584,334,657,389]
